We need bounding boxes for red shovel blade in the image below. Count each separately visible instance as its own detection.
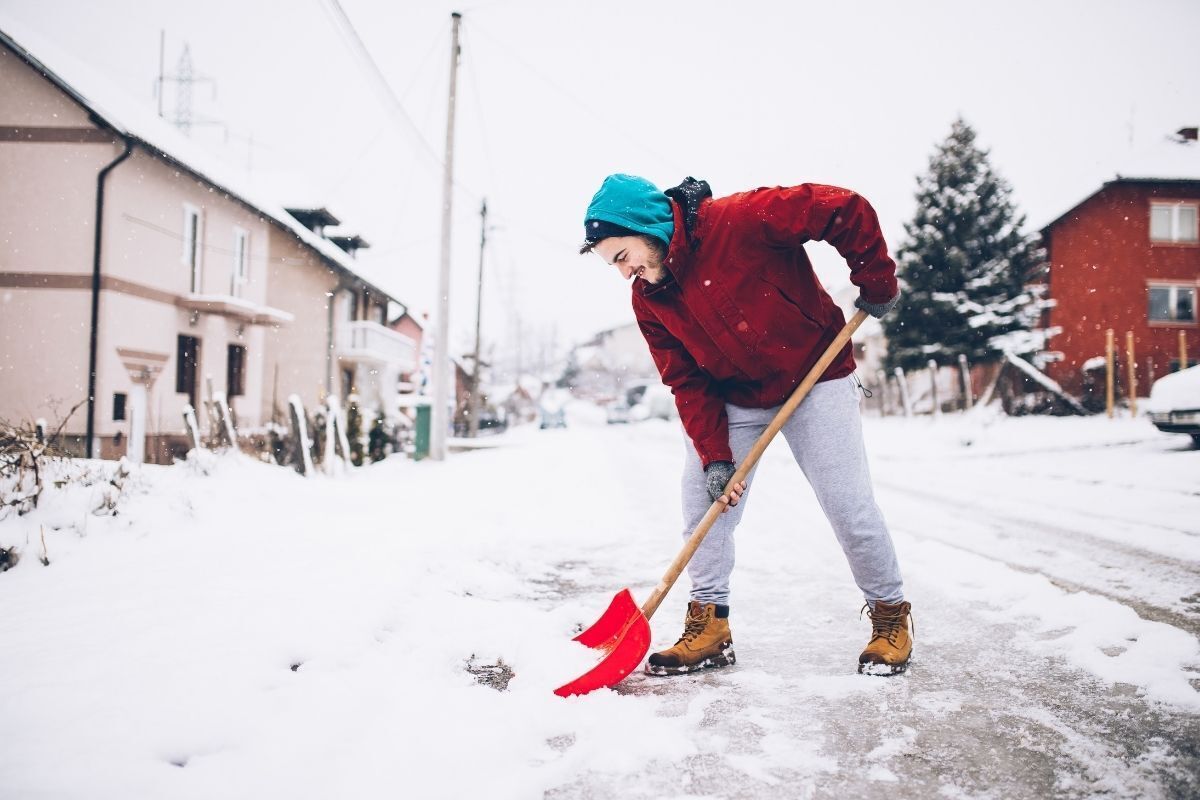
[553,588,651,697]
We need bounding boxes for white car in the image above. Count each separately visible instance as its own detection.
[1147,365,1200,447]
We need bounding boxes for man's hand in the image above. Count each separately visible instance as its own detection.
[854,292,900,319]
[704,461,746,513]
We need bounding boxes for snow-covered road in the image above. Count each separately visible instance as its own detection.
[1,407,1197,798]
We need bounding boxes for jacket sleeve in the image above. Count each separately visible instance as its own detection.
[633,298,732,467]
[752,184,898,305]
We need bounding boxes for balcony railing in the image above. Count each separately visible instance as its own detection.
[337,320,417,372]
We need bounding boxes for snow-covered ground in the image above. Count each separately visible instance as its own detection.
[1,404,1198,799]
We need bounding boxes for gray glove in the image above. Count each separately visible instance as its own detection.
[704,460,736,503]
[854,291,900,319]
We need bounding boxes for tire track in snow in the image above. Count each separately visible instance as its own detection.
[876,479,1200,637]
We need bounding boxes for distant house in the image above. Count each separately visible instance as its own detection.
[265,208,415,423]
[567,321,659,400]
[0,24,414,463]
[388,308,427,393]
[1040,176,1199,400]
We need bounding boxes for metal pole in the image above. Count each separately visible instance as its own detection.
[430,12,461,461]
[468,199,487,438]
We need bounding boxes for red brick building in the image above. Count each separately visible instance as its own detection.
[1040,177,1199,401]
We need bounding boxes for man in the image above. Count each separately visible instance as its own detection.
[580,174,912,677]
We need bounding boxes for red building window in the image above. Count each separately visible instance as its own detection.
[1148,284,1197,324]
[1150,202,1199,243]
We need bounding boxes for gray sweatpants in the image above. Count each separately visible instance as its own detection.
[681,375,904,607]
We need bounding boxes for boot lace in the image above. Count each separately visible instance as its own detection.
[860,603,913,646]
[677,608,711,644]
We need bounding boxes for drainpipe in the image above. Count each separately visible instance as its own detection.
[327,283,349,397]
[86,135,134,458]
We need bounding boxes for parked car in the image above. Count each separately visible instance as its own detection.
[605,401,631,424]
[1147,365,1200,446]
[607,381,676,423]
[538,388,570,429]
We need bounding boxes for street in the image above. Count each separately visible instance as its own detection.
[1,408,1197,799]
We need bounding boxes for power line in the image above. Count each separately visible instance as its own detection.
[317,0,444,169]
[317,2,487,209]
[466,18,687,176]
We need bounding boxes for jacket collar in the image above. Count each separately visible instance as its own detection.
[638,177,712,298]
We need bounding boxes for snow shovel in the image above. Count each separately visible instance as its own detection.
[554,309,870,697]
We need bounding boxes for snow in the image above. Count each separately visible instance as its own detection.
[1147,365,1200,413]
[1,409,1198,797]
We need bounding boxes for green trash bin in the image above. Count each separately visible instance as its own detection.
[412,403,431,461]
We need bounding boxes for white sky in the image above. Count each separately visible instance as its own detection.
[3,0,1199,370]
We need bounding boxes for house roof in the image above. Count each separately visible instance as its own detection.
[0,20,404,307]
[1041,176,1200,234]
[1041,137,1200,233]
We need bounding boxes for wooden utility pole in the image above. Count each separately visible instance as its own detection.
[467,199,488,438]
[1105,329,1115,418]
[430,11,461,461]
[1126,331,1137,416]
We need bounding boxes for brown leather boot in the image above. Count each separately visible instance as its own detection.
[858,599,913,676]
[645,601,735,676]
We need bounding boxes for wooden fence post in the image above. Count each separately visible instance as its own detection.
[287,395,314,476]
[1126,331,1137,417]
[1105,329,1115,419]
[1182,330,1190,371]
[927,359,940,417]
[958,354,973,411]
[182,405,203,451]
[894,367,913,418]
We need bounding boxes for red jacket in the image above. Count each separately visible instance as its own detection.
[632,179,898,467]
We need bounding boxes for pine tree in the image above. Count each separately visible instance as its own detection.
[884,118,1047,370]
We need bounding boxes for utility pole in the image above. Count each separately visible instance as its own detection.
[468,198,488,438]
[430,11,461,461]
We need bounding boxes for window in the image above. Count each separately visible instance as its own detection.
[231,229,249,297]
[227,344,246,397]
[177,335,201,408]
[183,205,202,292]
[1148,284,1197,323]
[1150,202,1199,243]
[112,393,127,421]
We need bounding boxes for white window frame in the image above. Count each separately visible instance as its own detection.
[230,228,249,298]
[1149,201,1199,244]
[1147,282,1198,325]
[182,204,203,293]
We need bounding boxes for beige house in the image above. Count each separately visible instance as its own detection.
[0,25,415,463]
[263,212,417,424]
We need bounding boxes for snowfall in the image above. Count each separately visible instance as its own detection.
[2,402,1198,799]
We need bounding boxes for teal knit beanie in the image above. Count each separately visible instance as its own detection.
[583,174,674,248]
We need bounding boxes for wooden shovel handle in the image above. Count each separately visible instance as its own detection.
[640,309,869,620]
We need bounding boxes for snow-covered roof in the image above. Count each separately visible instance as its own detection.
[0,19,403,307]
[1041,139,1200,233]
